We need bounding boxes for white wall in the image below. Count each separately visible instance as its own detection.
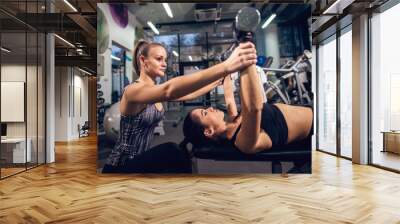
[264,24,281,68]
[72,74,89,138]
[1,65,37,137]
[1,65,26,140]
[55,67,68,141]
[1,65,25,81]
[54,67,89,141]
[98,4,138,51]
[98,52,112,104]
[97,3,141,105]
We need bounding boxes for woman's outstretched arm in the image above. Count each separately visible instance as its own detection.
[124,43,257,104]
[234,49,272,153]
[222,74,238,121]
[172,78,221,102]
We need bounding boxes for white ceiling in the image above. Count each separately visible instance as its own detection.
[126,3,266,36]
[127,3,255,25]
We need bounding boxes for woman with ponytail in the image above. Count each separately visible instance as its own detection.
[102,39,257,173]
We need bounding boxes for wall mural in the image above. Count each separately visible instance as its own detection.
[109,4,129,28]
[97,7,110,54]
[97,3,313,175]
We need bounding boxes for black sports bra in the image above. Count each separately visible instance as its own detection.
[229,103,289,148]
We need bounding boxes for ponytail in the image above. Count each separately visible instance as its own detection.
[133,39,149,76]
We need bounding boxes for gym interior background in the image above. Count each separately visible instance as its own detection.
[0,0,399,222]
[96,3,313,174]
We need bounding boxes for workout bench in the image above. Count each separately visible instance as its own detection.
[190,137,311,174]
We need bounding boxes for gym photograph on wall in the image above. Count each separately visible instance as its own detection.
[97,3,313,174]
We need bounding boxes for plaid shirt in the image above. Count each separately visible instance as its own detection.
[106,104,165,166]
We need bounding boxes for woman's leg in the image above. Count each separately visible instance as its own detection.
[117,142,192,173]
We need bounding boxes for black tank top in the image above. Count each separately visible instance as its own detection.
[230,103,288,147]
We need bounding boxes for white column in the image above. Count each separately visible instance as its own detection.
[312,45,317,150]
[45,0,55,163]
[352,14,369,164]
[46,32,55,163]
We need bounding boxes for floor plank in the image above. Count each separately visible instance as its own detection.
[1,135,400,223]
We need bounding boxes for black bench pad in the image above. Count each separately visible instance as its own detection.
[192,137,311,162]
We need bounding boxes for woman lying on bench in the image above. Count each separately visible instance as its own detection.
[182,57,313,154]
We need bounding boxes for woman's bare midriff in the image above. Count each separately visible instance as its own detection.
[274,103,313,143]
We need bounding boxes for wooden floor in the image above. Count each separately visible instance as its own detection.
[1,135,400,223]
[1,167,26,178]
[1,163,44,178]
[372,150,400,171]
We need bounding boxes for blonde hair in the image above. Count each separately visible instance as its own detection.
[132,39,166,75]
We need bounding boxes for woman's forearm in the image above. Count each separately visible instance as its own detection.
[223,75,238,117]
[239,66,264,112]
[162,63,227,100]
[173,79,220,101]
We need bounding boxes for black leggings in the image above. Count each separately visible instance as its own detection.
[102,142,192,173]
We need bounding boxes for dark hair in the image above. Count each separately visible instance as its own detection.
[181,110,220,150]
[133,39,166,75]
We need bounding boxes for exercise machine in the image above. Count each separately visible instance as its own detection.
[263,50,313,105]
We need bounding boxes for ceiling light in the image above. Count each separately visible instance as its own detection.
[172,51,179,57]
[63,0,78,12]
[54,34,75,48]
[111,55,121,61]
[1,47,11,53]
[78,67,92,76]
[147,21,159,35]
[189,56,193,61]
[261,14,276,29]
[162,3,173,18]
